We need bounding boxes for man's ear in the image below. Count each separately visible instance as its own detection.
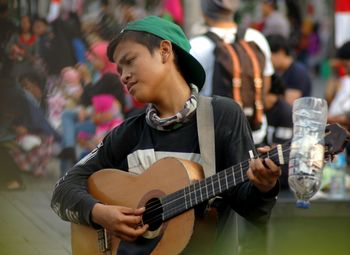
[159,40,172,63]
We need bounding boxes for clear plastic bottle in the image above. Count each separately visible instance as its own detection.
[288,97,328,208]
[329,152,347,199]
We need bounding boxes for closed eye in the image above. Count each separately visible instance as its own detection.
[125,57,135,65]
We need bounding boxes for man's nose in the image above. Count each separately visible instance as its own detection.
[121,71,131,84]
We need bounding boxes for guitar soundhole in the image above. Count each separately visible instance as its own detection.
[143,198,163,231]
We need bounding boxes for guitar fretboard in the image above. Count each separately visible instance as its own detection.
[161,143,291,221]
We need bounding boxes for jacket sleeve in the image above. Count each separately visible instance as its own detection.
[50,131,117,228]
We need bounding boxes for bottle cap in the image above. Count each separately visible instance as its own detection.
[296,199,310,209]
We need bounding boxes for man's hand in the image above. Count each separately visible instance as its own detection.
[247,146,281,193]
[91,203,149,242]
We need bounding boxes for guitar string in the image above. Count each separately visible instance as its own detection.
[141,146,292,225]
[142,145,332,225]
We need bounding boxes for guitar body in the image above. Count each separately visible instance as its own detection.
[71,157,216,255]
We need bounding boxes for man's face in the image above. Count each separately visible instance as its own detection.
[270,50,285,71]
[33,21,47,36]
[261,3,271,17]
[114,40,168,104]
[20,16,31,33]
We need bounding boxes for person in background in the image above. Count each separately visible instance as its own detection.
[51,15,281,255]
[10,71,60,176]
[260,0,290,39]
[189,0,274,146]
[0,3,17,72]
[161,0,184,27]
[77,94,124,156]
[0,58,25,190]
[6,15,39,77]
[327,41,350,170]
[327,41,350,130]
[32,17,51,75]
[57,40,127,176]
[267,34,312,106]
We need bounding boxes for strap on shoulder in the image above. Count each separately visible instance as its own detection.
[235,26,247,42]
[205,31,222,44]
[197,96,216,177]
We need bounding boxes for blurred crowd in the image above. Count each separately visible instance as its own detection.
[0,0,349,192]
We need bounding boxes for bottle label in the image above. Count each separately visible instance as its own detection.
[289,137,324,175]
[310,144,325,171]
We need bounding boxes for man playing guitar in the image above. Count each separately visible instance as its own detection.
[51,15,281,255]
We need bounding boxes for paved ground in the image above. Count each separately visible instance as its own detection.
[0,161,71,255]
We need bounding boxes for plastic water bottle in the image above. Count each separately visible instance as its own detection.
[288,97,328,208]
[329,152,347,199]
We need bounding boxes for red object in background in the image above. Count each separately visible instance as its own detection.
[337,64,347,77]
[335,0,350,47]
[335,0,350,12]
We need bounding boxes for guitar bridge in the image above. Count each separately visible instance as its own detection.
[97,228,111,254]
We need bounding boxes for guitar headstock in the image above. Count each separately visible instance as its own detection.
[324,123,350,160]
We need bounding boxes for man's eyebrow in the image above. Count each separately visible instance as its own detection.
[115,52,129,65]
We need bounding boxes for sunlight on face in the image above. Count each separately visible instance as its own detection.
[114,40,166,103]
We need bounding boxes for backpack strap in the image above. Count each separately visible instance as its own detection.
[223,43,243,108]
[235,26,247,42]
[205,31,243,108]
[235,26,263,125]
[197,95,216,177]
[204,31,222,45]
[238,40,264,125]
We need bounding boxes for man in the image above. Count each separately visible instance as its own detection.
[261,0,290,38]
[51,16,280,254]
[190,0,274,145]
[267,34,312,105]
[328,41,350,130]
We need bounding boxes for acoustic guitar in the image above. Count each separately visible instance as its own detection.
[71,124,349,255]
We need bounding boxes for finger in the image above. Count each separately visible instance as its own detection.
[250,158,265,176]
[246,167,256,182]
[263,158,281,177]
[119,223,149,240]
[119,206,145,215]
[134,207,146,215]
[121,214,143,225]
[257,146,271,153]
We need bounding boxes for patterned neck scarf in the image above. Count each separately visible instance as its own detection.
[145,84,198,131]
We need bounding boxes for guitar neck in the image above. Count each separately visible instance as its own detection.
[161,142,291,221]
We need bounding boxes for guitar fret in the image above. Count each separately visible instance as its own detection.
[183,188,188,210]
[240,163,244,182]
[211,175,216,195]
[209,176,214,197]
[205,179,209,200]
[226,167,234,187]
[189,185,193,208]
[224,170,229,190]
[193,183,198,205]
[186,186,192,208]
[199,181,203,202]
[233,166,236,186]
[277,144,284,165]
[218,173,222,193]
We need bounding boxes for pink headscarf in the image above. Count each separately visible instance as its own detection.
[88,41,117,75]
[163,0,184,26]
[92,94,116,113]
